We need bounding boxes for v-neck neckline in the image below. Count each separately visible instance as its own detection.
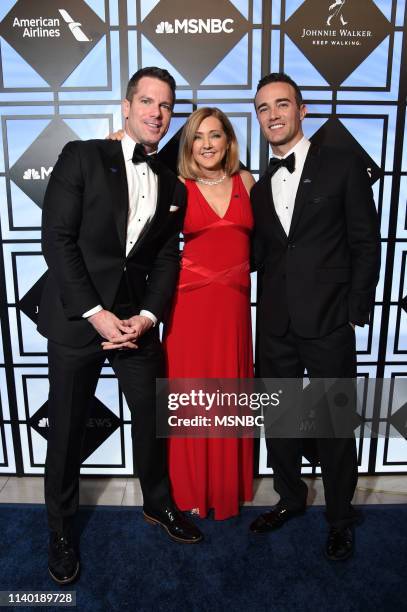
[194,175,235,220]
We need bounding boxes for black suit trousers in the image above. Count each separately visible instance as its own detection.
[258,323,358,528]
[45,329,171,533]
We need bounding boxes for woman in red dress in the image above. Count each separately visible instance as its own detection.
[164,108,255,519]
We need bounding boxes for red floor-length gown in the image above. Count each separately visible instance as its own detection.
[164,173,254,520]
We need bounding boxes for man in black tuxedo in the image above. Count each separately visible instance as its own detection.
[39,67,202,584]
[249,73,380,560]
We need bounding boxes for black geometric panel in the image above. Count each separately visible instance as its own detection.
[0,0,106,87]
[18,272,47,325]
[29,396,121,463]
[390,400,407,441]
[285,0,392,87]
[141,0,249,87]
[310,118,382,185]
[9,119,79,208]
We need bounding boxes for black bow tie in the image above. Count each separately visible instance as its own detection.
[268,152,295,176]
[132,143,160,174]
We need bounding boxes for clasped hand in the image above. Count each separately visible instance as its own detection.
[88,309,153,350]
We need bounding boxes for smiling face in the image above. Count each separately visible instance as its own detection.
[122,76,173,153]
[191,115,229,175]
[255,81,306,156]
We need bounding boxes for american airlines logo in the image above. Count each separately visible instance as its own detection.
[23,167,53,180]
[10,8,91,40]
[58,9,91,41]
[0,0,105,87]
[155,18,234,34]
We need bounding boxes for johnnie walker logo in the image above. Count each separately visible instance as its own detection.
[285,0,392,86]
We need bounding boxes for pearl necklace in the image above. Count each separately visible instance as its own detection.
[196,173,226,186]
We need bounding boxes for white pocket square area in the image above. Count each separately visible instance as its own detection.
[169,205,179,212]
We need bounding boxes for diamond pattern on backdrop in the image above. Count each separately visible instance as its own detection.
[284,0,392,87]
[0,0,106,87]
[9,119,79,208]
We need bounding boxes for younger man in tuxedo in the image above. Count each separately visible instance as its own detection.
[39,67,202,584]
[250,73,380,560]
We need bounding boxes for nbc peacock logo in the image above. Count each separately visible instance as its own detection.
[156,20,174,33]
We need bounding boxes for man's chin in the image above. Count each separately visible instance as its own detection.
[268,134,288,147]
[141,138,160,152]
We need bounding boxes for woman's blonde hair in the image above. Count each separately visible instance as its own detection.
[178,107,240,179]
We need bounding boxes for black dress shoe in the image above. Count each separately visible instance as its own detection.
[249,506,305,534]
[143,507,203,544]
[48,532,80,584]
[325,526,354,561]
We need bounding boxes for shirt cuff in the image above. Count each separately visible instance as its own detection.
[83,305,103,318]
[140,309,157,326]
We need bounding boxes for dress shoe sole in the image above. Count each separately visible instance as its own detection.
[48,561,80,585]
[143,512,203,544]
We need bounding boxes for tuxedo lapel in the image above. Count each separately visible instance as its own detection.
[288,143,321,240]
[103,143,128,251]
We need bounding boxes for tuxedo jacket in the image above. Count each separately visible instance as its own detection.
[38,139,186,348]
[251,144,381,338]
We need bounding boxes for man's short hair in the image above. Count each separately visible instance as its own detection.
[256,73,303,107]
[125,67,176,107]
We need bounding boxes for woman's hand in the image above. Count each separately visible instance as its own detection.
[105,129,125,141]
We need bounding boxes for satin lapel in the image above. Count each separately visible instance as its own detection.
[127,166,169,258]
[103,143,128,251]
[260,173,287,243]
[288,144,321,240]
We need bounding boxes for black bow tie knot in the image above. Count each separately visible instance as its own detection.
[268,152,295,176]
[132,143,160,174]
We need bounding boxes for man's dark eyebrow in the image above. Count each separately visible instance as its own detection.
[256,101,268,111]
[137,94,172,106]
[256,97,291,110]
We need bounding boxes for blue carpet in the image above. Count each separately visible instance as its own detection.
[0,504,406,612]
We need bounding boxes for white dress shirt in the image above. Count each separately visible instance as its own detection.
[83,133,158,324]
[271,136,311,236]
[121,133,158,256]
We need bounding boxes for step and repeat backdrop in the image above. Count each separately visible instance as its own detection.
[0,0,406,476]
